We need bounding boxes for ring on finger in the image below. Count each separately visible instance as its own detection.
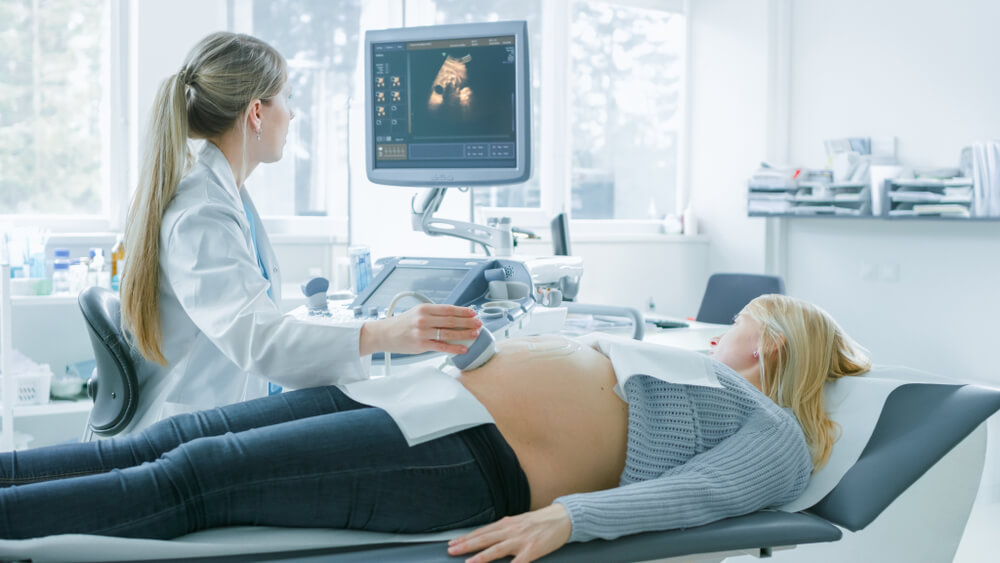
[436,328,441,340]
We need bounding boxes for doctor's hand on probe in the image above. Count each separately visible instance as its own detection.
[359,304,481,356]
[447,503,572,563]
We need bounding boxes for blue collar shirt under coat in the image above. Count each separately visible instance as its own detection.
[129,142,369,432]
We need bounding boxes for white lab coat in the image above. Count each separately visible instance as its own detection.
[127,142,369,433]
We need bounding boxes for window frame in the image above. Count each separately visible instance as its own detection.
[0,0,131,234]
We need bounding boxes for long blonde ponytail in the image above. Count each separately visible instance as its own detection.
[742,295,871,470]
[121,32,286,365]
[121,73,189,365]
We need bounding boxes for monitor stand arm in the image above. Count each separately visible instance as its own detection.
[411,187,514,257]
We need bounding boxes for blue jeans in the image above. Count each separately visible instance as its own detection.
[0,387,502,539]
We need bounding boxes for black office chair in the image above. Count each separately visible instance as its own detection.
[695,273,786,324]
[78,286,145,439]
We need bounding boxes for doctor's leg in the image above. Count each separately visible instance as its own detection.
[0,386,367,487]
[0,408,510,540]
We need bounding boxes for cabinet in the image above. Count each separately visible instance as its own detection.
[1,278,92,450]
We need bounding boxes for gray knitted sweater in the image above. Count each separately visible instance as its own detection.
[554,361,813,543]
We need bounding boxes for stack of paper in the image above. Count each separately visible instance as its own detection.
[970,141,1000,217]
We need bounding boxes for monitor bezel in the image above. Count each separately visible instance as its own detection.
[364,20,531,187]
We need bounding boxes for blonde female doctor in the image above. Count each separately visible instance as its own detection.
[119,32,480,432]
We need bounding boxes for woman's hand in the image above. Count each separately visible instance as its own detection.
[447,504,572,563]
[359,303,481,356]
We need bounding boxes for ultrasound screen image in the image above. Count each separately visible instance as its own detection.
[407,44,515,140]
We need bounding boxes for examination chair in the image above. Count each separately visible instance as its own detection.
[212,372,998,563]
[78,286,148,440]
[696,273,785,324]
[1,366,995,562]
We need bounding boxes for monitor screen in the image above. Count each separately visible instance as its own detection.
[362,266,471,312]
[365,21,531,187]
[550,212,571,256]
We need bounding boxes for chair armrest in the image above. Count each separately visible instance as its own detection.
[230,510,841,562]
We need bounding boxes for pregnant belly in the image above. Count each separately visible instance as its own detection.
[458,335,628,509]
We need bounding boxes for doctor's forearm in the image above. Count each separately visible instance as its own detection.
[359,322,384,357]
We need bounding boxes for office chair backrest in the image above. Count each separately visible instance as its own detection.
[78,286,142,437]
[695,273,785,324]
[807,380,1000,531]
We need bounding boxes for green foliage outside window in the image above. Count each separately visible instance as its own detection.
[0,0,107,215]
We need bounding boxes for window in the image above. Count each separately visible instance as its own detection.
[234,0,685,234]
[0,0,116,224]
[419,0,687,225]
[569,2,685,220]
[235,0,362,230]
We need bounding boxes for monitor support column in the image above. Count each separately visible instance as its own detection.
[411,187,514,256]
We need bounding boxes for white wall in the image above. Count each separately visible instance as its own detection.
[689,0,1000,383]
[779,0,1000,503]
[787,0,1000,169]
[687,0,771,275]
[688,0,1000,505]
[781,0,1000,385]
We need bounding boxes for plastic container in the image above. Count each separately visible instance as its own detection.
[51,261,71,295]
[348,246,373,294]
[69,258,89,294]
[682,206,698,236]
[90,248,110,289]
[14,366,52,405]
[52,248,70,286]
[28,236,47,279]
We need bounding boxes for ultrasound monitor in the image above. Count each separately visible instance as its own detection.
[364,21,531,187]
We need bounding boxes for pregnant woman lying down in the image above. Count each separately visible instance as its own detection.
[0,294,869,563]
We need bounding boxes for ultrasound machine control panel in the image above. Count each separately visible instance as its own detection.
[292,256,537,365]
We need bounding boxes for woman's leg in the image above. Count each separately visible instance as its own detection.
[0,408,497,540]
[0,386,367,486]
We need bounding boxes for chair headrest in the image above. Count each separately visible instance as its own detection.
[808,381,1000,531]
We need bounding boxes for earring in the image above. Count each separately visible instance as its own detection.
[256,128,262,141]
[753,350,759,359]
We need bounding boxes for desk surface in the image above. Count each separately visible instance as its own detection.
[562,313,728,353]
[643,321,727,353]
[293,301,729,355]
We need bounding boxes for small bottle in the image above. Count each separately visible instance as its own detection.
[28,234,47,279]
[682,206,698,236]
[52,248,70,278]
[91,248,110,289]
[87,249,99,288]
[111,236,125,292]
[52,261,71,295]
[348,246,372,294]
[69,258,89,294]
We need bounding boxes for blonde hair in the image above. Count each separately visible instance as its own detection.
[740,294,871,470]
[121,32,286,365]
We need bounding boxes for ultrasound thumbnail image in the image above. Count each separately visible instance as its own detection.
[409,46,515,139]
